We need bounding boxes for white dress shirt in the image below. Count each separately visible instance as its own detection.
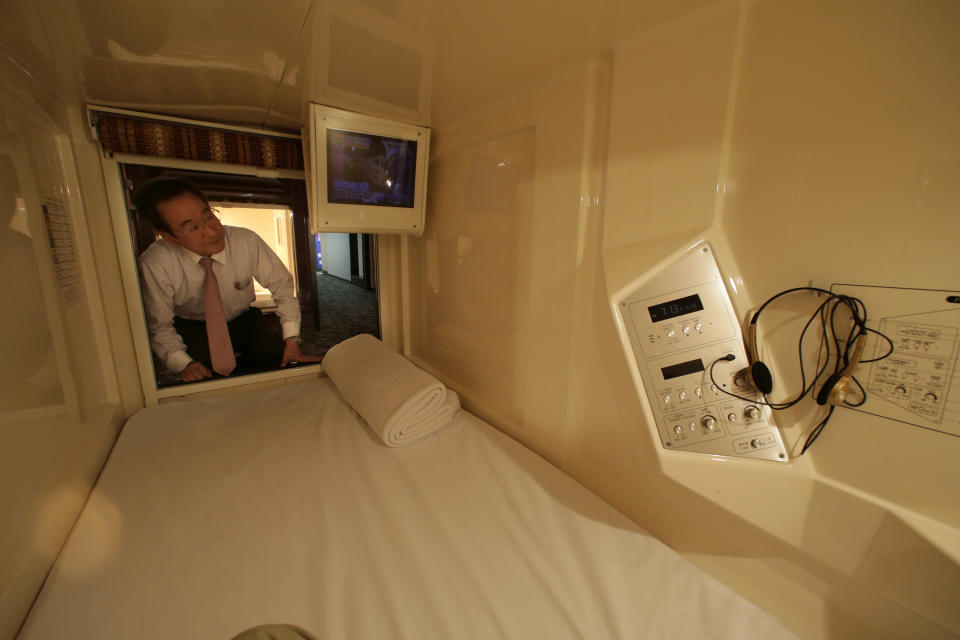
[140,226,301,373]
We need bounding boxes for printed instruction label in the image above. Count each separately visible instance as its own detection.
[833,284,960,437]
[42,196,80,308]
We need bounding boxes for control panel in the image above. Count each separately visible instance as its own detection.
[616,244,788,461]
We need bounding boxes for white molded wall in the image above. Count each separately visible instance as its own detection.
[405,2,960,638]
[0,36,127,640]
[319,233,353,282]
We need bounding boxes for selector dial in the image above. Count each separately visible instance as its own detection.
[701,415,717,431]
[744,405,760,421]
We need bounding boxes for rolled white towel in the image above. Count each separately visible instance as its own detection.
[321,334,461,446]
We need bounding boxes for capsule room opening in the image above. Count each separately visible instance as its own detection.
[1,0,958,639]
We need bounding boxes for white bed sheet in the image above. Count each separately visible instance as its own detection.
[20,378,796,639]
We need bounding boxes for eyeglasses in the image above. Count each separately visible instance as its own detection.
[176,207,222,237]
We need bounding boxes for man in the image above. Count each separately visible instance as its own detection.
[361,139,389,193]
[135,177,321,382]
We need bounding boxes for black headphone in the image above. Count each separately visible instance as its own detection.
[734,318,774,395]
[815,330,868,406]
[713,286,889,410]
[708,286,893,454]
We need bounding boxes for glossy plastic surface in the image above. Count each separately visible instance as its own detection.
[0,52,123,640]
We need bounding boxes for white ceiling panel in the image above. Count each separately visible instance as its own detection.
[60,0,313,128]
[266,0,434,130]
[28,0,727,132]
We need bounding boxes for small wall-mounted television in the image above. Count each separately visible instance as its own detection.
[305,104,430,236]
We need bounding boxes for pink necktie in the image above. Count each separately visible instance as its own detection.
[200,257,236,376]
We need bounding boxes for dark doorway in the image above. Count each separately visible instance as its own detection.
[347,233,374,289]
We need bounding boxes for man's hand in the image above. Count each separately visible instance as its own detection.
[181,361,213,382]
[281,339,323,367]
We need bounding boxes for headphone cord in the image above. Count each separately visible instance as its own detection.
[801,405,836,454]
[709,288,893,455]
[707,294,853,410]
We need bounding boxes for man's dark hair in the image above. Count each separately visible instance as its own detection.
[132,177,209,234]
[364,139,386,159]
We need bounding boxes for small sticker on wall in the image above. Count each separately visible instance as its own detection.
[41,196,80,308]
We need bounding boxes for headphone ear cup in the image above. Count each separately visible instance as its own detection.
[751,361,773,395]
[816,372,844,406]
[741,320,774,395]
[733,361,774,394]
[817,333,867,406]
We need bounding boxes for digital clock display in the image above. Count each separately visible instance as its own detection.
[661,358,706,380]
[647,294,704,323]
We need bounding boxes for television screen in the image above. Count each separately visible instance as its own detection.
[326,129,417,208]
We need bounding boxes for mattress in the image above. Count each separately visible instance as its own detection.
[19,377,795,639]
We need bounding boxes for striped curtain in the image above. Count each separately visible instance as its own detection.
[94,113,304,171]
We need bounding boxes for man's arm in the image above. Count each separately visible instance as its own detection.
[280,336,321,367]
[180,361,212,381]
[249,235,300,337]
[139,259,197,375]
[249,234,321,366]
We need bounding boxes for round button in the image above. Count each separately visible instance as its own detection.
[681,326,690,335]
[666,329,676,338]
[701,415,716,431]
[727,412,737,422]
[695,387,702,398]
[678,391,687,401]
[688,422,697,431]
[750,438,761,448]
[694,322,703,332]
[663,394,671,404]
[674,425,683,435]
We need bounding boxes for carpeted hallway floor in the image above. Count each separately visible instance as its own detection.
[300,272,380,358]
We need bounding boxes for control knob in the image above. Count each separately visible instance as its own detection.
[744,405,760,421]
[700,415,717,431]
